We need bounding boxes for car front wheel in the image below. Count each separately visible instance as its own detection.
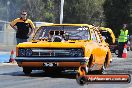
[97,62,107,74]
[23,67,32,75]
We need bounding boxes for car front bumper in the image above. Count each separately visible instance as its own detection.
[15,57,89,68]
[15,57,89,62]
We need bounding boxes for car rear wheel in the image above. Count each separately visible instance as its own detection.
[23,67,32,75]
[76,74,87,86]
[127,46,130,51]
[97,54,108,74]
[96,62,107,74]
[115,49,118,55]
[101,62,107,74]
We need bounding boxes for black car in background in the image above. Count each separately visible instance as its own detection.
[99,27,131,55]
[99,27,117,54]
[109,38,118,55]
[130,35,132,51]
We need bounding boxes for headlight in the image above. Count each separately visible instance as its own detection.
[25,49,32,56]
[18,48,32,56]
[70,49,76,56]
[76,49,84,57]
[70,49,84,57]
[18,48,26,56]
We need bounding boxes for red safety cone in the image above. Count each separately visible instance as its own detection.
[9,49,15,63]
[122,44,127,59]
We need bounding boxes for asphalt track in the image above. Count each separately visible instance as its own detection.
[0,51,132,88]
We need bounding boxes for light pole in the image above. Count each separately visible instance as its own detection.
[6,1,10,46]
[7,1,10,23]
[60,0,64,24]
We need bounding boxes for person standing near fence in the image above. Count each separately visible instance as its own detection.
[118,24,128,57]
[10,10,35,44]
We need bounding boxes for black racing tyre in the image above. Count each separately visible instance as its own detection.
[23,67,32,75]
[95,62,106,74]
[115,49,118,55]
[76,75,87,86]
[127,46,130,51]
[100,62,107,74]
[96,55,108,74]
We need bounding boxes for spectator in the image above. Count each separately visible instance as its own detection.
[118,24,128,57]
[10,10,35,44]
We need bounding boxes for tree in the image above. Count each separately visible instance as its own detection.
[63,0,105,25]
[21,0,56,22]
[103,0,131,36]
[0,0,56,22]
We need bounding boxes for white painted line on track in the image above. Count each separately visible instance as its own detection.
[0,63,17,66]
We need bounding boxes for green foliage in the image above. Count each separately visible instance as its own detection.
[103,0,131,36]
[0,0,131,35]
[63,0,105,25]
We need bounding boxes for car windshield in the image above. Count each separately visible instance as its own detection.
[34,26,90,40]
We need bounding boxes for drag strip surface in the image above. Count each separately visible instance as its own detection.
[0,51,132,88]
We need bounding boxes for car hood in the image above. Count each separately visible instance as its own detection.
[17,40,90,48]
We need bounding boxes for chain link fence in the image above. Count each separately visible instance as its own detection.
[0,31,16,51]
[0,21,16,51]
[0,21,53,51]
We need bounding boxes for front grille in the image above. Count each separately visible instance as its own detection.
[31,48,83,57]
[18,48,84,57]
[32,49,70,57]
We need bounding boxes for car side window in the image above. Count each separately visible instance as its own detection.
[91,30,97,42]
[95,30,101,43]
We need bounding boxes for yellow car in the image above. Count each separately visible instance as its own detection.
[15,24,111,75]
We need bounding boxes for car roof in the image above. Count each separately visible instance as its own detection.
[39,23,94,28]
